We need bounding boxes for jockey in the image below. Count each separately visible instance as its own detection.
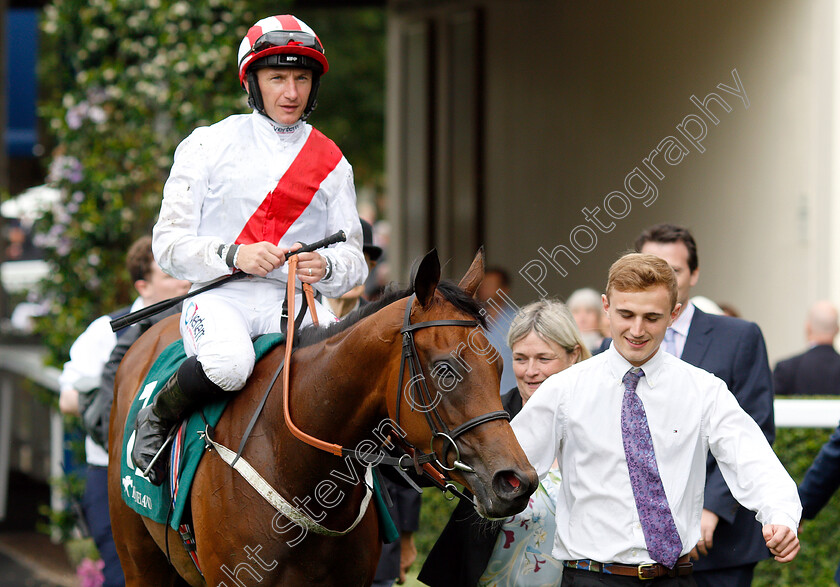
[132,14,367,485]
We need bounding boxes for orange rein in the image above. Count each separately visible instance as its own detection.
[282,255,346,456]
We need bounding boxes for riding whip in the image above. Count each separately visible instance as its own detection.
[110,230,347,332]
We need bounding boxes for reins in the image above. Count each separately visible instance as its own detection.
[281,255,346,455]
[202,254,376,538]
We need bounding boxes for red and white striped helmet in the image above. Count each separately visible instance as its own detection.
[237,15,329,86]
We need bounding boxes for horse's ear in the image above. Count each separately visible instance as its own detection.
[458,247,485,297]
[411,249,441,309]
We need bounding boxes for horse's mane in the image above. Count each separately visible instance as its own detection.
[295,280,486,348]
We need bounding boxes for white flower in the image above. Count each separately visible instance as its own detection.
[88,106,106,124]
[91,27,109,41]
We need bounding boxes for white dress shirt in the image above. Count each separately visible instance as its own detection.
[664,301,695,359]
[59,298,143,466]
[510,343,801,565]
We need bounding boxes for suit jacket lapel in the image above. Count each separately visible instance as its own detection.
[680,307,714,366]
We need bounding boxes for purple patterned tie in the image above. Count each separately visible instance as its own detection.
[621,368,682,568]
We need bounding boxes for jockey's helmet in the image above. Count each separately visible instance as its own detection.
[237,15,329,120]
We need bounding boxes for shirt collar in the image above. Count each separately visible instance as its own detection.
[606,340,667,388]
[670,300,695,337]
[252,111,306,140]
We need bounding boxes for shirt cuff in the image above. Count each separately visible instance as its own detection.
[765,512,800,535]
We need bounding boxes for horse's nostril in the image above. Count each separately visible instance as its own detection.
[493,469,525,496]
[502,471,521,490]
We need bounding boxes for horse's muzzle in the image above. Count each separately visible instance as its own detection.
[474,467,538,518]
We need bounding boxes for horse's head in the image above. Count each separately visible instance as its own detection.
[390,249,538,518]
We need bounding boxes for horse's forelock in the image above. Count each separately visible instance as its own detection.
[434,280,486,328]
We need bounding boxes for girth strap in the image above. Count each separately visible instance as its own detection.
[205,426,374,537]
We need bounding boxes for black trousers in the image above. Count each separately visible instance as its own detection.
[561,567,697,586]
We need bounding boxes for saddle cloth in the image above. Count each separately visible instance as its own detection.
[119,334,285,529]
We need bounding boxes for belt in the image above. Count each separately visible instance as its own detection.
[563,555,692,581]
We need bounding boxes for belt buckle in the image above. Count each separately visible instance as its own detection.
[637,563,657,580]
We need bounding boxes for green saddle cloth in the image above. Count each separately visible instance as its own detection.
[119,333,399,543]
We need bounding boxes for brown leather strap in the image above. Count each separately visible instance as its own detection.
[563,556,692,580]
[282,256,344,456]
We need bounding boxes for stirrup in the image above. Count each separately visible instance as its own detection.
[141,426,178,480]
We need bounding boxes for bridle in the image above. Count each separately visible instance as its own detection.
[386,294,511,499]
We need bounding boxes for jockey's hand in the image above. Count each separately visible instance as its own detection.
[236,242,287,277]
[291,242,327,284]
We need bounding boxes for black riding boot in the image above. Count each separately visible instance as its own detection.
[131,356,224,485]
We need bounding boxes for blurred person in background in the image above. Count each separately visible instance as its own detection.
[774,300,840,396]
[326,218,382,318]
[798,414,840,585]
[58,236,189,587]
[567,287,605,354]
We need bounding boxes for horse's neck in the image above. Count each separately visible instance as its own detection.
[279,312,401,452]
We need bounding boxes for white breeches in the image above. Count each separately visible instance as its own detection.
[179,278,335,391]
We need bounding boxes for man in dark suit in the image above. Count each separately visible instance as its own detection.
[635,223,775,587]
[774,300,840,396]
[798,422,840,585]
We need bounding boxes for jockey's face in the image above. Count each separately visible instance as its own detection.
[254,66,312,126]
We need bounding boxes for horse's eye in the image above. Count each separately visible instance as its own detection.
[431,360,463,393]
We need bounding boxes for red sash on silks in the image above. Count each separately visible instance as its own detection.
[235,128,342,246]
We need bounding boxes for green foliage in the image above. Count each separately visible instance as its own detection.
[34,1,384,363]
[754,427,839,587]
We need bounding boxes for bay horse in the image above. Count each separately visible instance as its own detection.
[108,249,538,586]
